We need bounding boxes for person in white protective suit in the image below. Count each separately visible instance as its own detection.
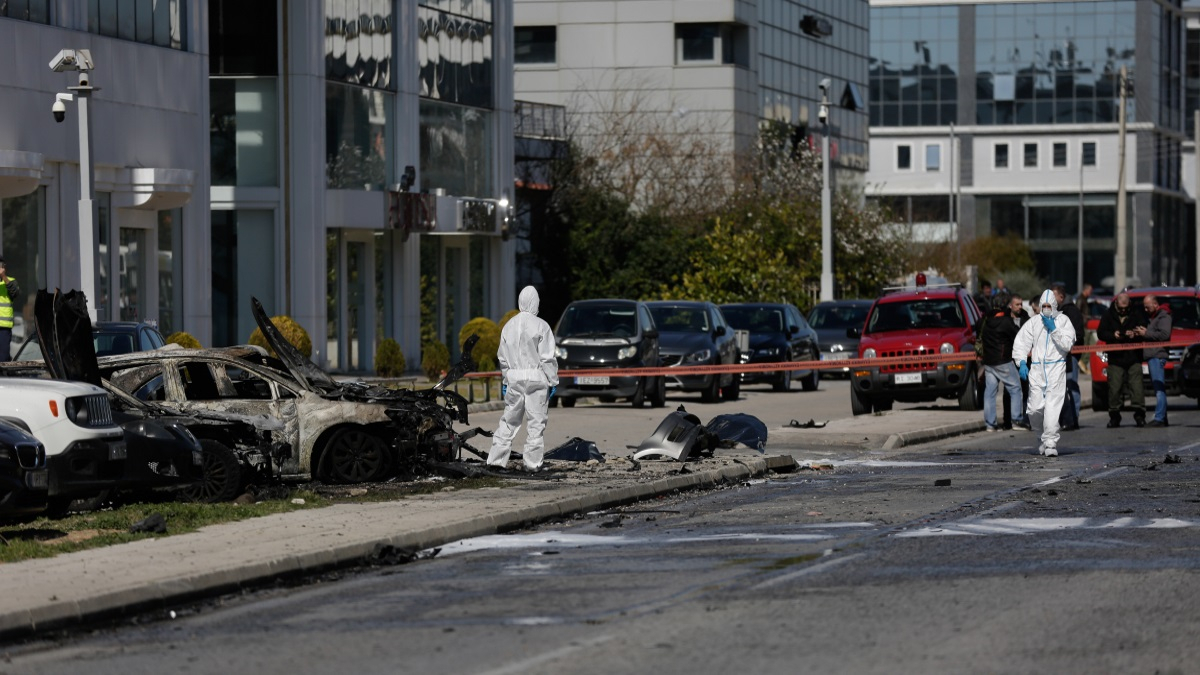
[486,286,559,472]
[1012,289,1077,457]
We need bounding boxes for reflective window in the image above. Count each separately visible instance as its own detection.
[515,26,555,65]
[211,210,276,347]
[1,0,51,23]
[326,82,392,190]
[869,5,958,127]
[1023,142,1038,168]
[420,98,493,197]
[925,144,940,172]
[157,209,181,335]
[210,0,277,76]
[1082,141,1096,166]
[87,0,186,49]
[0,188,46,343]
[211,78,280,187]
[418,4,493,108]
[897,144,911,170]
[1053,142,1068,168]
[325,0,393,89]
[994,143,1009,169]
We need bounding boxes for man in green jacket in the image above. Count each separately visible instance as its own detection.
[0,256,21,361]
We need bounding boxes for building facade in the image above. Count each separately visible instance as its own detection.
[512,0,871,176]
[0,0,516,372]
[868,0,1191,292]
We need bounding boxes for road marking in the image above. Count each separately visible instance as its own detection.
[475,634,615,675]
[897,516,1200,538]
[752,553,865,590]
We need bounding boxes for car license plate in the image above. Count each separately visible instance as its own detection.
[577,376,610,386]
[894,373,922,385]
[826,352,851,360]
[26,470,47,489]
[1142,363,1149,375]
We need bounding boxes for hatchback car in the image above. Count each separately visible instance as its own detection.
[553,299,665,408]
[807,300,872,377]
[721,302,820,391]
[646,301,740,402]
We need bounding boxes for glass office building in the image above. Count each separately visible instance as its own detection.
[868,0,1191,289]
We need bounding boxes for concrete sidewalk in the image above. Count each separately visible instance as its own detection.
[0,388,1070,641]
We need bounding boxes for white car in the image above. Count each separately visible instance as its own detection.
[0,378,127,510]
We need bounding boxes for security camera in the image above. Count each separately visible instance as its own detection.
[818,102,829,125]
[818,78,832,97]
[52,98,66,123]
[49,48,94,72]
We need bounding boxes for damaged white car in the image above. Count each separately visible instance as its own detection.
[97,298,489,484]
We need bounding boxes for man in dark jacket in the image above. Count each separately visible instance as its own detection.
[1141,295,1172,426]
[1003,294,1030,428]
[1097,293,1146,427]
[977,295,1028,432]
[1053,284,1086,430]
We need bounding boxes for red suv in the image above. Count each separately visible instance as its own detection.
[1088,286,1200,410]
[848,284,984,415]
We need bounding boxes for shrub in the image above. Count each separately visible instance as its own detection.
[166,331,201,349]
[421,340,450,380]
[498,309,519,333]
[248,315,313,359]
[375,338,406,377]
[458,317,500,366]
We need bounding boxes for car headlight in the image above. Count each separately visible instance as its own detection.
[64,398,89,426]
[683,349,712,364]
[1099,352,1108,363]
[829,344,844,353]
[555,346,568,360]
[940,342,955,354]
[618,345,637,360]
[863,348,877,359]
[758,347,781,357]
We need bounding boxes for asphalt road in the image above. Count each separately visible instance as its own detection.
[5,391,1198,674]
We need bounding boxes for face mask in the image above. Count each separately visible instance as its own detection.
[1041,307,1053,317]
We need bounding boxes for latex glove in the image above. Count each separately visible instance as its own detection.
[1041,315,1056,331]
[1018,360,1029,381]
[501,383,508,398]
[549,386,556,400]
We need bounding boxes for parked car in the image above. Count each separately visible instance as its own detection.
[721,302,820,391]
[97,297,489,484]
[807,299,873,378]
[848,283,984,415]
[1089,286,1200,411]
[553,299,665,408]
[14,320,166,362]
[646,301,740,402]
[1180,341,1200,401]
[0,421,48,520]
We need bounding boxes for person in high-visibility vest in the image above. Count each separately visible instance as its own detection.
[0,256,23,361]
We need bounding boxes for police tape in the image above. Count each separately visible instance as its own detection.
[464,337,1197,380]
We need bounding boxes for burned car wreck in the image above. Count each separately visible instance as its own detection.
[95,297,489,484]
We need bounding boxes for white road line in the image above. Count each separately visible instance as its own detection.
[752,553,865,590]
[475,634,615,675]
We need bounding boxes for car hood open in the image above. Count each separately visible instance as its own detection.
[34,289,103,387]
[250,297,340,395]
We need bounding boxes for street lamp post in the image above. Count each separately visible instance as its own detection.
[50,49,98,321]
[819,79,833,302]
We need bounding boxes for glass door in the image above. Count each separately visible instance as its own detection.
[118,228,147,320]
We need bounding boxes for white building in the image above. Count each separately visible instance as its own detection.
[0,0,516,372]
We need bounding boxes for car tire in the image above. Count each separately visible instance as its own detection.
[1092,381,1108,412]
[722,375,740,401]
[322,427,390,484]
[875,397,894,412]
[649,377,667,408]
[773,369,792,392]
[631,378,647,408]
[801,368,820,392]
[701,374,721,403]
[179,439,244,503]
[958,370,981,411]
[561,397,577,408]
[850,384,872,416]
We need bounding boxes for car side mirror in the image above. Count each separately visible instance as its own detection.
[714,325,727,337]
[846,327,861,338]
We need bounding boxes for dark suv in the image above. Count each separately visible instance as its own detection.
[721,302,820,391]
[848,284,984,415]
[646,301,740,402]
[553,299,666,408]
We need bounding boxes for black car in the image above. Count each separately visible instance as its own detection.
[553,299,666,408]
[0,421,48,519]
[722,302,821,391]
[1180,342,1200,401]
[807,300,873,378]
[14,320,167,362]
[646,301,740,402]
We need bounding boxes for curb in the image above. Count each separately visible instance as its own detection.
[0,454,797,641]
[882,394,1093,449]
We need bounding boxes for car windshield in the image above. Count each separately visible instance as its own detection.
[722,307,784,333]
[1150,297,1200,330]
[649,306,710,333]
[866,299,964,333]
[808,304,869,330]
[557,304,639,338]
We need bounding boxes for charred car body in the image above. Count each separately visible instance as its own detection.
[97,297,487,484]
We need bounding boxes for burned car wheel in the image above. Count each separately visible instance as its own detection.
[179,439,244,503]
[323,427,390,484]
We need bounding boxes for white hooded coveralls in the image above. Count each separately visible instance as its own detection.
[1012,289,1077,454]
[487,286,559,470]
